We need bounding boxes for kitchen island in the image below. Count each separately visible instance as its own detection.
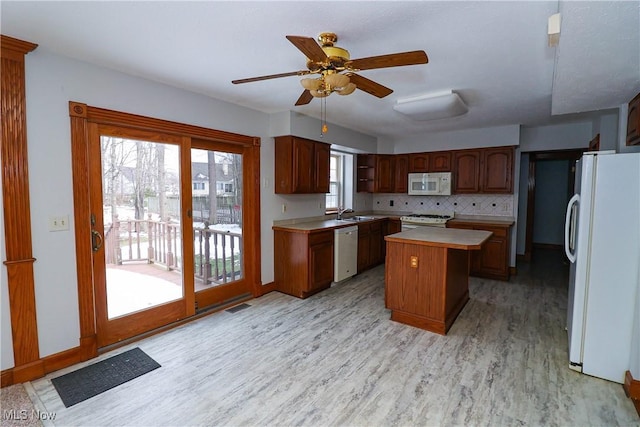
[384,227,492,335]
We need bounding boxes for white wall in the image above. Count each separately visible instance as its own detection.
[630,194,640,380]
[520,122,592,152]
[0,170,15,370]
[393,125,520,153]
[591,111,619,151]
[288,111,378,152]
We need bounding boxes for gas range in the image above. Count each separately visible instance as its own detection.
[400,211,455,228]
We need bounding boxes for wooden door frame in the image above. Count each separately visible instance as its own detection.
[523,148,584,261]
[69,101,261,356]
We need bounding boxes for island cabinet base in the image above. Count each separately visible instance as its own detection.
[385,241,471,335]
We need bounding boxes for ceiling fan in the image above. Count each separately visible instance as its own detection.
[232,32,428,106]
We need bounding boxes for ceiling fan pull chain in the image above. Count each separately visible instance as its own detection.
[321,96,328,136]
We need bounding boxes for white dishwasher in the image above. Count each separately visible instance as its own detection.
[334,226,358,282]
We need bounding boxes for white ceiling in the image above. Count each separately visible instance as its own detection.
[2,1,639,139]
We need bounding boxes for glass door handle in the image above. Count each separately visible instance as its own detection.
[92,229,103,252]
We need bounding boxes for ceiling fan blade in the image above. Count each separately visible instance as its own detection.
[295,90,313,106]
[348,74,393,98]
[346,50,428,71]
[286,35,328,63]
[232,70,310,84]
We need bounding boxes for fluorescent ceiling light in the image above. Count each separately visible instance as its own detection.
[393,90,468,121]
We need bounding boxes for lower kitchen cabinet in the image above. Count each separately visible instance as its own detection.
[358,220,384,273]
[273,229,334,298]
[385,218,402,235]
[447,220,512,281]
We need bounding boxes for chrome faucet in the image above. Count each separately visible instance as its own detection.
[337,206,354,220]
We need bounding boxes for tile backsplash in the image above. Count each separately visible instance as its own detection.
[371,193,515,216]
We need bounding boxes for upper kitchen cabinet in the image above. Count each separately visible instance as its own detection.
[627,92,640,146]
[357,154,397,193]
[453,146,514,194]
[409,153,430,172]
[375,154,395,193]
[408,152,451,172]
[453,150,481,193]
[481,147,513,193]
[394,154,409,193]
[357,154,375,193]
[430,152,452,172]
[314,142,331,191]
[275,136,330,194]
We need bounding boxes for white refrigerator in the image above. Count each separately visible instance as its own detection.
[564,151,640,384]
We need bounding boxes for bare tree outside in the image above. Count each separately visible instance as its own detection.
[157,144,167,221]
[207,151,217,224]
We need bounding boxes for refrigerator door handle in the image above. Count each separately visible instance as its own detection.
[564,193,580,263]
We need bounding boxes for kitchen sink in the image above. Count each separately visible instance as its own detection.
[338,216,375,222]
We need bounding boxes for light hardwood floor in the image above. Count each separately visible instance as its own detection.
[26,250,639,426]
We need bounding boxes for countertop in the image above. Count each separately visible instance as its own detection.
[449,215,515,226]
[272,214,397,233]
[272,212,514,233]
[385,226,492,250]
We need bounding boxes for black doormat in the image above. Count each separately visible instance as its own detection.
[226,303,251,313]
[51,347,160,407]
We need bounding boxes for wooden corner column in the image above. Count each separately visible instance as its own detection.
[1,35,43,383]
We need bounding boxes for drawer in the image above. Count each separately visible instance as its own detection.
[482,226,507,238]
[309,230,333,246]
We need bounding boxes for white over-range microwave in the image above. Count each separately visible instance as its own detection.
[407,172,452,196]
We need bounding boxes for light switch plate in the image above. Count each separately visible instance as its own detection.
[49,215,69,232]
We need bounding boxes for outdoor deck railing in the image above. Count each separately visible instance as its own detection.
[104,214,242,285]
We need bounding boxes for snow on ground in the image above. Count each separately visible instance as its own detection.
[106,268,182,318]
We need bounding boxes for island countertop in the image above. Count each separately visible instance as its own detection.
[385,226,492,250]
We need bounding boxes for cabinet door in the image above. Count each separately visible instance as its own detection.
[375,155,395,193]
[477,235,508,278]
[291,138,314,193]
[481,147,513,193]
[309,233,334,292]
[627,93,640,146]
[369,221,383,266]
[409,153,430,172]
[357,224,371,273]
[394,155,409,193]
[453,150,481,193]
[385,219,402,235]
[314,142,330,193]
[430,152,452,172]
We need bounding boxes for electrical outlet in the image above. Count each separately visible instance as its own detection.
[49,215,69,232]
[281,204,287,213]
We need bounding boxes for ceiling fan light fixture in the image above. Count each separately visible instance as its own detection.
[336,82,357,95]
[310,89,328,98]
[301,78,322,91]
[393,90,468,121]
[324,73,350,89]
